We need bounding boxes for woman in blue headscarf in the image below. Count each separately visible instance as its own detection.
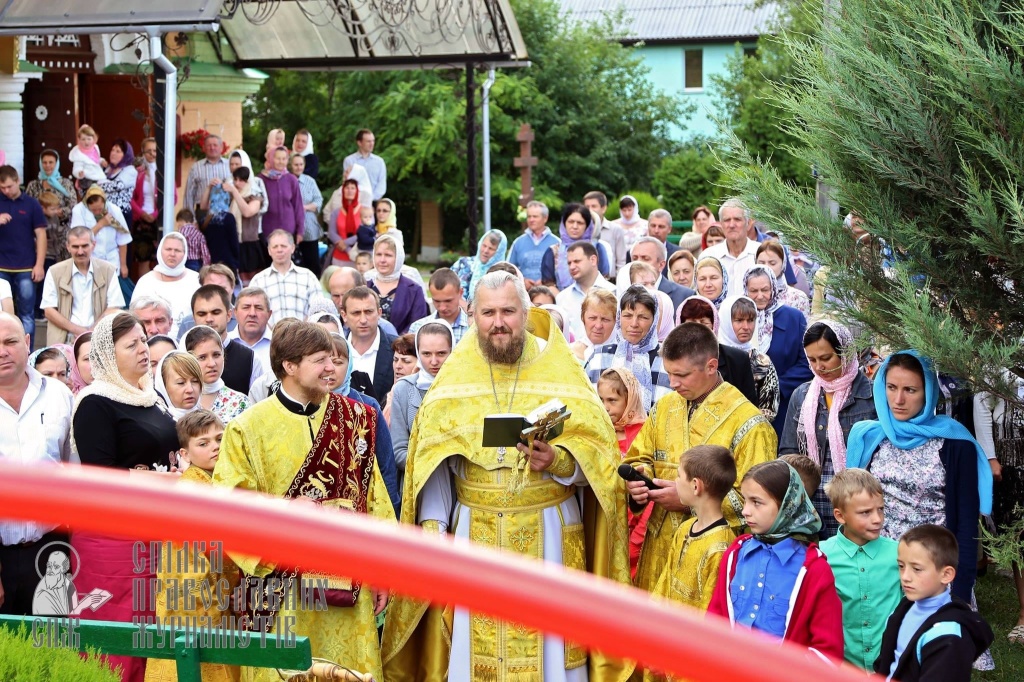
[451,229,508,303]
[846,350,993,602]
[26,150,77,274]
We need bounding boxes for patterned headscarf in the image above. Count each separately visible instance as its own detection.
[469,230,509,301]
[38,150,72,197]
[800,320,859,470]
[601,367,648,430]
[612,286,660,410]
[754,462,822,544]
[743,264,781,354]
[695,255,729,308]
[69,332,92,394]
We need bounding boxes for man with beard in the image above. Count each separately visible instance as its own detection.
[215,321,395,681]
[32,551,77,615]
[382,271,634,682]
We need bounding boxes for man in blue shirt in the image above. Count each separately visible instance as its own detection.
[0,166,47,343]
[343,129,387,202]
[507,201,559,288]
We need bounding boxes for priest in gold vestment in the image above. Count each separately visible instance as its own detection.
[624,323,777,593]
[381,271,634,682]
[214,321,395,682]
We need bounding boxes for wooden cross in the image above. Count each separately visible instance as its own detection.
[514,123,537,207]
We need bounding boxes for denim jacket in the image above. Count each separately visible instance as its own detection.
[779,370,876,457]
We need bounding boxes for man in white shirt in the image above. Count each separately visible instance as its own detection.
[555,241,616,340]
[228,287,274,376]
[583,191,627,275]
[249,230,321,326]
[341,286,397,405]
[700,199,760,296]
[0,312,75,615]
[40,226,125,345]
[409,268,471,345]
[190,284,263,394]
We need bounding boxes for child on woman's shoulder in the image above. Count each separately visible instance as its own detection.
[819,468,900,670]
[707,459,844,661]
[69,124,106,188]
[875,524,994,682]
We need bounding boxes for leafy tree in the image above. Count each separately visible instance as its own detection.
[717,0,1024,405]
[242,0,688,247]
[652,141,724,219]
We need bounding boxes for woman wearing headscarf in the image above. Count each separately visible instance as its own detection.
[743,265,812,434]
[609,194,648,249]
[325,179,360,264]
[539,303,574,342]
[718,295,781,424]
[100,138,137,220]
[181,325,250,423]
[224,149,267,283]
[451,229,508,303]
[70,185,132,279]
[541,203,611,292]
[70,331,93,394]
[585,285,668,412]
[153,350,201,420]
[694,255,729,309]
[292,128,319,179]
[28,345,74,391]
[374,197,402,244]
[390,320,454,489]
[26,150,76,266]
[846,350,994,602]
[756,239,810,318]
[71,312,178,682]
[366,234,428,334]
[779,320,876,539]
[130,233,201,336]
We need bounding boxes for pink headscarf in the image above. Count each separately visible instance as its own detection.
[601,367,648,430]
[68,332,92,395]
[800,320,858,470]
[651,290,675,342]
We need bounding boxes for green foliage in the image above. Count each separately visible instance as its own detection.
[0,626,119,681]
[711,0,821,186]
[980,508,1024,571]
[653,143,723,219]
[715,0,1024,405]
[242,0,688,242]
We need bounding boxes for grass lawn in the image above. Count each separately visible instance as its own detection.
[974,571,1024,680]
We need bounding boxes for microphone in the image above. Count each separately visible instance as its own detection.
[617,462,661,489]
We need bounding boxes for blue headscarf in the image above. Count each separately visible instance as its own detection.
[330,333,354,396]
[845,350,993,514]
[468,230,508,300]
[38,150,72,198]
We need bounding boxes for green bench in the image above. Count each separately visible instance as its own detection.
[0,615,311,682]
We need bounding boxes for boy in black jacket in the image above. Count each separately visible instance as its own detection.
[875,524,994,681]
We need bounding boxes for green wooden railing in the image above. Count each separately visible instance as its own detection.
[0,615,312,682]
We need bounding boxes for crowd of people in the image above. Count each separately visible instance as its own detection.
[0,125,1019,682]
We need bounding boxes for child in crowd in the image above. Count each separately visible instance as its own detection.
[70,124,106,189]
[175,209,211,272]
[37,191,69,262]
[528,285,556,306]
[356,205,377,255]
[819,468,901,670]
[875,524,994,681]
[354,252,372,275]
[779,454,822,501]
[708,460,844,661]
[148,410,241,682]
[598,368,649,578]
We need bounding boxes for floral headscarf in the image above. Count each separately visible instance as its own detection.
[800,320,859,470]
[695,255,729,308]
[743,264,781,354]
[469,230,508,301]
[753,462,822,544]
[612,286,660,411]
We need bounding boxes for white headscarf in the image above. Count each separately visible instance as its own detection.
[371,234,405,284]
[153,350,200,420]
[718,295,758,351]
[618,194,641,226]
[414,318,454,390]
[294,131,314,157]
[154,232,189,278]
[72,312,161,451]
[182,325,225,395]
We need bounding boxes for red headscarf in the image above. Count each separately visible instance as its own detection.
[332,179,361,262]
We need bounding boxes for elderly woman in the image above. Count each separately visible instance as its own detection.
[289,152,324,276]
[756,239,810,318]
[182,325,250,423]
[99,139,137,220]
[668,249,696,289]
[743,264,812,433]
[452,229,508,303]
[130,233,201,336]
[846,351,993,602]
[391,320,454,487]
[70,185,132,279]
[585,285,668,412]
[71,312,178,681]
[570,288,617,362]
[367,235,428,334]
[153,350,201,420]
[779,320,876,539]
[259,146,304,247]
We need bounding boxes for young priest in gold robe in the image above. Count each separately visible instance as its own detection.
[381,271,635,682]
[624,322,777,592]
[214,320,395,682]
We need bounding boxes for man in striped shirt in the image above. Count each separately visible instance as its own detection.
[183,134,231,214]
[249,229,321,326]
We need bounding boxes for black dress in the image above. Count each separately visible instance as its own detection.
[74,394,179,469]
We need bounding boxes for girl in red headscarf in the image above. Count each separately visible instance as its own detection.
[326,179,360,263]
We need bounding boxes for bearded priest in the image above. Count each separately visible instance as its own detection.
[381,270,635,682]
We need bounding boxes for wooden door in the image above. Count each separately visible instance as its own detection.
[79,74,153,160]
[22,73,79,172]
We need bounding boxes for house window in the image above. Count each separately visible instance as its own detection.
[684,49,703,90]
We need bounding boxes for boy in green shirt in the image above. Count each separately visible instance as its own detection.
[819,468,901,669]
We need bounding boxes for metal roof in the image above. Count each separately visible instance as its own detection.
[558,0,779,43]
[0,0,528,68]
